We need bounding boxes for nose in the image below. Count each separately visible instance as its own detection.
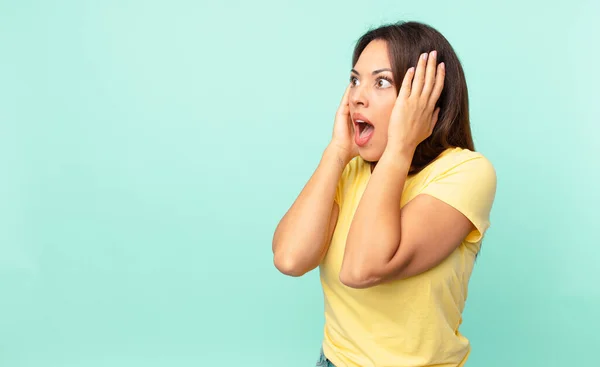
[350,83,369,108]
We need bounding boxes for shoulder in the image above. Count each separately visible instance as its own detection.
[341,156,369,181]
[335,156,359,202]
[416,147,497,243]
[426,147,496,185]
[335,156,370,204]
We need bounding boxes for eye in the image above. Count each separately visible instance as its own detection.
[376,76,393,88]
[350,76,359,86]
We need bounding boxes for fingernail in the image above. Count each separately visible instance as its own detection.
[440,62,445,70]
[422,53,428,60]
[431,50,437,58]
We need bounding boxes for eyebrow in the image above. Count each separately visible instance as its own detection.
[350,68,392,75]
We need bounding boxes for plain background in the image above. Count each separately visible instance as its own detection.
[1,0,599,366]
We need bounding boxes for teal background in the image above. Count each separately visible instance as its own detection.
[1,0,598,366]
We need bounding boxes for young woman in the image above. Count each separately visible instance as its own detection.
[272,21,497,367]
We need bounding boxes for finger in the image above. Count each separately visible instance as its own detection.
[337,85,351,119]
[427,62,446,111]
[341,86,354,133]
[410,52,428,97]
[399,67,415,99]
[421,50,438,98]
[339,84,351,109]
[428,107,440,135]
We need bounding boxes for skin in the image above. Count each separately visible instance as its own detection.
[272,39,474,288]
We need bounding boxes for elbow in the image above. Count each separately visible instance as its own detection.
[273,251,311,277]
[339,265,382,289]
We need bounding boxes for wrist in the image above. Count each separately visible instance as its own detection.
[324,144,353,168]
[383,142,416,162]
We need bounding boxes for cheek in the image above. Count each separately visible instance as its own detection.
[374,97,396,133]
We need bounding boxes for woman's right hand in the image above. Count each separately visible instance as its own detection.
[329,85,359,162]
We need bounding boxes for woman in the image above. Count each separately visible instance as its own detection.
[272,21,497,367]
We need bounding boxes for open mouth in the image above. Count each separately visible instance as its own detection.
[356,120,374,136]
[352,113,375,146]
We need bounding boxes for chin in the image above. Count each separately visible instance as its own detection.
[358,147,383,164]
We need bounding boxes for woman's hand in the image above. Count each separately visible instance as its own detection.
[329,85,359,162]
[386,51,445,156]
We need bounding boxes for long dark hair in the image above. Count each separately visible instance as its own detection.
[352,21,475,174]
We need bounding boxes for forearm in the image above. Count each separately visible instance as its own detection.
[341,148,414,284]
[272,145,350,275]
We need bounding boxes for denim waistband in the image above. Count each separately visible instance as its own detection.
[316,346,336,367]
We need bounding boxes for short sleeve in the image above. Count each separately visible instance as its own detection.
[419,155,497,243]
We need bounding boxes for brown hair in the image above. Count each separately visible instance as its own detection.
[352,21,475,174]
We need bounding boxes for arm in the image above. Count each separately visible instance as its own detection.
[339,149,474,288]
[340,50,481,288]
[272,145,349,277]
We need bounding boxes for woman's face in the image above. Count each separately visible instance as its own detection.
[349,39,398,163]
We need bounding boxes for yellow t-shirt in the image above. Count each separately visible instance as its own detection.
[320,147,497,367]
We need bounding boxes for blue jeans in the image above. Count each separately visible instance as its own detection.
[316,346,336,367]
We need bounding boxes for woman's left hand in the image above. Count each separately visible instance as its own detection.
[386,50,446,156]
